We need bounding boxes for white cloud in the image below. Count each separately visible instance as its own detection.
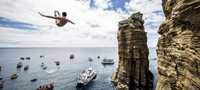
[125,0,163,13]
[93,0,113,9]
[0,0,165,47]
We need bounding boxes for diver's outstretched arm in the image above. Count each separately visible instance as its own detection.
[39,12,59,19]
[68,19,75,24]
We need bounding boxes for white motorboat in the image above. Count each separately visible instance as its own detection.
[76,68,97,86]
[102,58,114,64]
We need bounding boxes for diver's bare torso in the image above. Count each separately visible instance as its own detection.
[56,18,68,27]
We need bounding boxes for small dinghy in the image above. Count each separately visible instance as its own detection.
[88,57,92,61]
[70,54,74,59]
[31,78,37,82]
[40,55,44,58]
[26,57,30,60]
[17,62,23,68]
[10,74,18,79]
[55,61,60,65]
[24,65,29,70]
[37,81,54,90]
[20,57,24,60]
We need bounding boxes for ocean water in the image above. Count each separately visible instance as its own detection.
[0,47,157,90]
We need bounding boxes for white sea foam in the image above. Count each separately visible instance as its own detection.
[46,69,57,73]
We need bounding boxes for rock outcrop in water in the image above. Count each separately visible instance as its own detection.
[156,0,200,90]
[111,12,153,90]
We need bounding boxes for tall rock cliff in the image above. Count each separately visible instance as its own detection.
[111,12,153,90]
[157,0,200,90]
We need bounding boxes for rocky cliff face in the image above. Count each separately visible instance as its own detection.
[157,0,200,90]
[111,12,153,90]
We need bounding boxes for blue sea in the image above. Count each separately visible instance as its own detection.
[0,47,157,90]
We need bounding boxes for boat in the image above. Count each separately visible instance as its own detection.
[152,58,157,60]
[97,56,100,59]
[55,61,60,65]
[102,58,114,64]
[17,62,23,68]
[26,57,30,60]
[41,63,44,67]
[40,55,44,58]
[70,54,74,59]
[24,65,29,70]
[31,78,37,82]
[88,57,92,61]
[0,77,2,80]
[43,66,47,69]
[37,82,54,90]
[76,68,97,86]
[20,57,24,60]
[10,74,18,79]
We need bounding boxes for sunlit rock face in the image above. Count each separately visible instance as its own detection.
[156,0,200,90]
[111,12,153,90]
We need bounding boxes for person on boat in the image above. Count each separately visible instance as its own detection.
[46,85,48,89]
[39,10,75,27]
[50,82,54,87]
[37,86,42,90]
[48,81,54,88]
[41,86,45,90]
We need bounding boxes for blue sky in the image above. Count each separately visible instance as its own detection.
[0,0,165,47]
[0,17,37,30]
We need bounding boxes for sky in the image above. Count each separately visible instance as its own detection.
[0,0,165,47]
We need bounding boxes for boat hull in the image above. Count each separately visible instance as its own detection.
[17,65,22,68]
[101,61,114,64]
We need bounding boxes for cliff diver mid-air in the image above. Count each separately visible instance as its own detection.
[39,10,75,27]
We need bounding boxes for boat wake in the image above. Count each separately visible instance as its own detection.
[46,69,57,74]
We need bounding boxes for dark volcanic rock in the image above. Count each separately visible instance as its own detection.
[157,0,200,90]
[111,12,153,90]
